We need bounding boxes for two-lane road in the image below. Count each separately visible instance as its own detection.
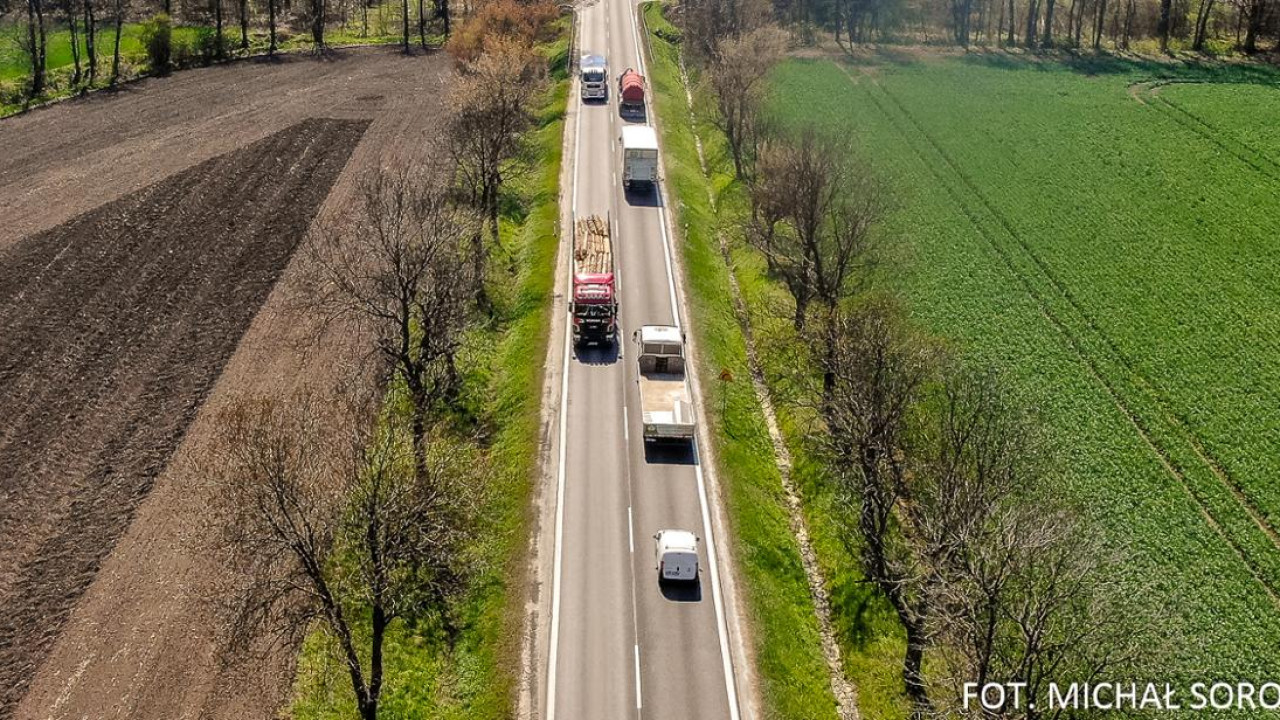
[545,0,744,718]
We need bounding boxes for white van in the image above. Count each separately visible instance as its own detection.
[621,125,659,190]
[653,529,699,583]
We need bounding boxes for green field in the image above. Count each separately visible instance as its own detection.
[757,53,1280,695]
[0,23,221,81]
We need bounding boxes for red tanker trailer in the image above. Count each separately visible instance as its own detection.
[618,68,646,115]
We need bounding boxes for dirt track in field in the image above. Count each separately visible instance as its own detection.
[0,48,450,720]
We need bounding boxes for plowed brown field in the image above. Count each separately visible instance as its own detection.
[0,48,449,720]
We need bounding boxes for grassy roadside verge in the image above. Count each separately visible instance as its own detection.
[642,5,913,719]
[289,24,569,720]
[641,5,848,719]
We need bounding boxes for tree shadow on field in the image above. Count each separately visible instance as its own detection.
[827,564,900,651]
[957,47,1280,86]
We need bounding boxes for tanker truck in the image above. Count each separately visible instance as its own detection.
[617,68,646,116]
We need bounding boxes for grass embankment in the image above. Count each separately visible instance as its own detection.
[643,5,912,718]
[289,25,569,720]
[642,5,872,719]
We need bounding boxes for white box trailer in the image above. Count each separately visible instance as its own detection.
[635,325,695,442]
[621,125,659,190]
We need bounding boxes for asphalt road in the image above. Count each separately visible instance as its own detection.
[545,0,744,718]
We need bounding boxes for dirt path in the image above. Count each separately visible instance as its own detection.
[0,48,450,720]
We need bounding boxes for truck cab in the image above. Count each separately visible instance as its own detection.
[654,529,699,583]
[580,54,608,101]
[621,125,659,191]
[572,274,616,344]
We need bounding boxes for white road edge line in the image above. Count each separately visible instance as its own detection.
[628,505,635,553]
[545,72,585,720]
[634,644,644,709]
[623,403,629,440]
[629,4,740,719]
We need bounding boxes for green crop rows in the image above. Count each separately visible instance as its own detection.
[763,55,1280,692]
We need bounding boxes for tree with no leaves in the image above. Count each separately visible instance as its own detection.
[916,367,1148,718]
[267,0,279,55]
[309,163,477,479]
[703,25,788,181]
[310,0,326,48]
[810,297,940,714]
[83,0,97,83]
[110,0,121,83]
[679,0,771,61]
[23,0,48,97]
[748,126,889,330]
[446,37,547,307]
[812,302,1147,717]
[207,389,481,720]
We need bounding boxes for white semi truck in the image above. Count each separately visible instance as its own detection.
[621,125,659,190]
[635,325,695,442]
[580,53,607,101]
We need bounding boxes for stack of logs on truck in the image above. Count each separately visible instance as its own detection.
[571,214,617,345]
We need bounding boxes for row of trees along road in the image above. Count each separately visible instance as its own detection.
[10,0,487,102]
[680,0,1279,57]
[695,19,1167,719]
[202,30,548,720]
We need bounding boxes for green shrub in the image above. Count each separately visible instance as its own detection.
[194,27,222,65]
[140,13,173,74]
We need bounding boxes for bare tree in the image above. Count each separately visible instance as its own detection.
[308,163,477,478]
[23,0,48,97]
[918,369,1147,719]
[110,0,121,83]
[435,0,449,36]
[680,0,771,61]
[417,0,426,47]
[208,389,481,720]
[84,0,97,83]
[1041,0,1058,44]
[747,126,889,330]
[215,0,225,58]
[267,0,279,55]
[1241,0,1268,50]
[810,298,940,715]
[1157,0,1173,49]
[311,0,326,47]
[813,311,1145,718]
[703,25,787,181]
[401,0,410,50]
[1192,0,1216,49]
[446,37,547,307]
[65,0,82,84]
